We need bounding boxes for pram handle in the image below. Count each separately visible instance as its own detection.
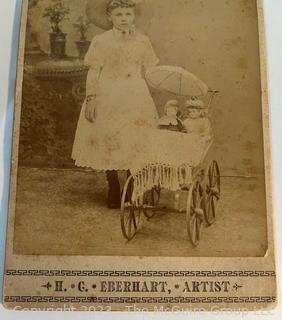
[207,90,219,109]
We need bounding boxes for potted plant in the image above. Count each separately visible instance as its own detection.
[42,0,70,59]
[73,16,91,59]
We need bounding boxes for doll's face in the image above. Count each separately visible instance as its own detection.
[166,106,179,117]
[108,7,136,31]
[188,108,201,119]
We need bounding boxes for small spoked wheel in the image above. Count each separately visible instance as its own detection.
[120,176,142,240]
[143,186,161,219]
[186,181,204,247]
[203,160,221,226]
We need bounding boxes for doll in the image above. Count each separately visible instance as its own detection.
[182,98,212,138]
[158,100,184,132]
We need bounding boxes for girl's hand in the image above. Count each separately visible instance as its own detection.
[85,98,97,123]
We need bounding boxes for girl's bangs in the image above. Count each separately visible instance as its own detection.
[107,0,136,13]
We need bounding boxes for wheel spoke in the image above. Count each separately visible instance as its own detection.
[196,197,202,208]
[211,175,219,188]
[195,217,198,241]
[132,210,137,230]
[213,187,220,200]
[196,216,201,241]
[187,181,205,246]
[211,196,216,215]
[192,189,196,207]
[206,196,211,218]
[214,175,220,184]
[208,166,213,186]
[121,176,142,240]
[207,196,215,221]
[127,211,133,236]
[143,187,160,219]
[213,163,220,189]
[209,196,214,220]
[209,161,218,187]
[191,216,197,244]
[124,208,131,225]
[203,161,220,226]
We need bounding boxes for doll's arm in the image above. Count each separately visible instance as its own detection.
[182,119,192,133]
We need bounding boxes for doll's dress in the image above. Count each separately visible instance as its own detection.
[158,116,184,132]
[182,118,212,136]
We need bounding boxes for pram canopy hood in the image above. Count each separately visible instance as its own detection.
[145,65,209,97]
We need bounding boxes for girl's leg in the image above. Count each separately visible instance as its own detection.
[106,170,121,209]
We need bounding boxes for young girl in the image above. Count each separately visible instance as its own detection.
[72,0,159,208]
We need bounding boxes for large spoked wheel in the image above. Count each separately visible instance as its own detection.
[120,176,142,240]
[203,160,221,226]
[186,181,205,247]
[143,186,161,219]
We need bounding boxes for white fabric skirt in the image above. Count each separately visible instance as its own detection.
[72,77,159,171]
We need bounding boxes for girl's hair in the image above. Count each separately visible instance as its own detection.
[107,0,136,14]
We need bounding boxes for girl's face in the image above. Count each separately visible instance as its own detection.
[108,7,135,31]
[188,108,201,119]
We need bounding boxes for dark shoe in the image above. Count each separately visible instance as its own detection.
[108,201,121,209]
[106,170,121,209]
[107,190,121,209]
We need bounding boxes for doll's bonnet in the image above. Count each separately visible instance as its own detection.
[185,98,205,109]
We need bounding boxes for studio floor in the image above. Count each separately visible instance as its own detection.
[13,167,268,257]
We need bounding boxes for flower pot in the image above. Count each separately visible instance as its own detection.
[49,32,67,59]
[75,40,91,59]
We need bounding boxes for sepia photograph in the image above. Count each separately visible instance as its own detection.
[2,0,279,312]
[11,0,269,258]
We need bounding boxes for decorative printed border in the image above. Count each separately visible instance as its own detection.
[5,269,276,306]
[5,270,276,277]
[4,296,276,304]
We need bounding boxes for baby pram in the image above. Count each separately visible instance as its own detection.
[120,66,220,247]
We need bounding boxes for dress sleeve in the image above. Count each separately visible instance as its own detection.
[143,36,159,70]
[84,36,104,96]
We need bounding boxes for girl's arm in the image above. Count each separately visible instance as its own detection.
[84,36,104,98]
[84,36,104,123]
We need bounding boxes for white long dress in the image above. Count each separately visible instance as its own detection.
[72,28,159,171]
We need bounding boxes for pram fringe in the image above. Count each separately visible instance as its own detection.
[131,163,192,203]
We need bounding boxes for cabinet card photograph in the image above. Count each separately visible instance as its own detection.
[3,0,277,312]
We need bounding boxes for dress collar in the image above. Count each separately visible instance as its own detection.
[112,27,135,40]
